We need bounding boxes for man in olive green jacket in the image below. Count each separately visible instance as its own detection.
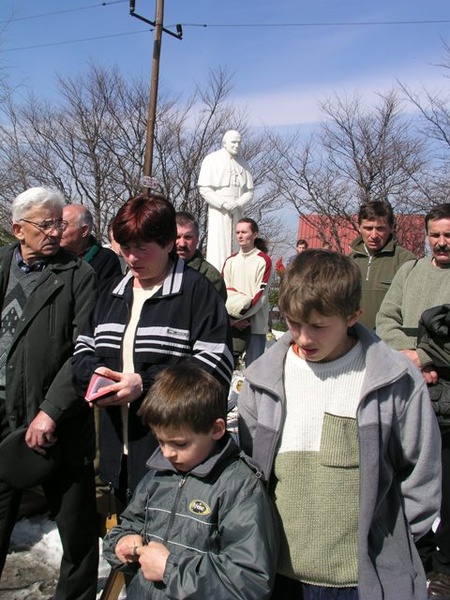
[349,201,415,329]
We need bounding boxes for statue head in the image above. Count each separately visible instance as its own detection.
[222,130,242,157]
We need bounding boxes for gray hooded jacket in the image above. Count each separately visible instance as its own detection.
[238,324,441,600]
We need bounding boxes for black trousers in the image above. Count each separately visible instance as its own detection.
[0,462,99,600]
[271,574,359,600]
[417,426,450,575]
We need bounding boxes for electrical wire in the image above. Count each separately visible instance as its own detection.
[0,0,126,24]
[2,10,450,53]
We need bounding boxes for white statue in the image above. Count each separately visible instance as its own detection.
[198,130,254,271]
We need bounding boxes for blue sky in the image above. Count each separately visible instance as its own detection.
[1,0,450,129]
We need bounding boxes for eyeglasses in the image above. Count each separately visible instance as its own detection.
[19,218,68,233]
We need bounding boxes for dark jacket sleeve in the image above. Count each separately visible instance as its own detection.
[187,274,233,387]
[40,263,97,422]
[90,246,123,291]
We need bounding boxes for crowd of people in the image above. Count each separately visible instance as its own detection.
[0,187,449,600]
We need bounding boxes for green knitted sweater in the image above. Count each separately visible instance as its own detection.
[376,257,450,365]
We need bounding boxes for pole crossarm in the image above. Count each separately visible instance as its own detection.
[129,0,183,194]
[129,0,183,39]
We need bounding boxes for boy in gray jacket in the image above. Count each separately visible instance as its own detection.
[103,363,278,600]
[238,249,441,600]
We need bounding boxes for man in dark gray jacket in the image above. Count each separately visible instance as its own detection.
[0,187,98,600]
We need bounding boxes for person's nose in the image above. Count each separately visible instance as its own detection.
[161,444,176,460]
[297,326,313,346]
[127,251,139,264]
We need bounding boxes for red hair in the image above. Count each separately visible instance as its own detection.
[113,194,176,247]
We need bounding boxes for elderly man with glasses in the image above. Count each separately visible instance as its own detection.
[0,187,99,599]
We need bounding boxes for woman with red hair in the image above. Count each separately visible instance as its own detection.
[72,194,233,510]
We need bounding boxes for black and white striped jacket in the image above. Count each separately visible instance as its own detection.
[72,257,233,490]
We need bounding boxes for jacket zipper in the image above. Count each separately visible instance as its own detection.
[163,474,187,544]
[366,255,372,281]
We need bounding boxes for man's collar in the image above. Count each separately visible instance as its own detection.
[14,245,47,273]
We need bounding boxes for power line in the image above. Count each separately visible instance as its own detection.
[181,19,450,28]
[3,16,450,53]
[0,1,126,25]
[3,29,149,53]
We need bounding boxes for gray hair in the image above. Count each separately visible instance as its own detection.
[12,187,65,223]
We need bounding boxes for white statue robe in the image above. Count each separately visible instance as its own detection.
[198,148,254,272]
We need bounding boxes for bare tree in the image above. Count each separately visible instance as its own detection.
[266,91,430,252]
[0,64,286,249]
[400,42,450,208]
[320,91,427,211]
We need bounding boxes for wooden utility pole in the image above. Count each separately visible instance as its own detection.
[130,0,182,195]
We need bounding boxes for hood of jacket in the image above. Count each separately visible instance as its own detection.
[145,432,259,479]
[244,323,410,399]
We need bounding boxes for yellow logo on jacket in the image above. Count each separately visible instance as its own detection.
[189,499,211,516]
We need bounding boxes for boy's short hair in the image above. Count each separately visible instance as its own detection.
[279,249,361,321]
[137,363,227,433]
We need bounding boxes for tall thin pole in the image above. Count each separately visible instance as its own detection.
[130,0,182,195]
[142,0,163,194]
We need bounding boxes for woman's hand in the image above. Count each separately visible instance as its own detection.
[93,367,143,406]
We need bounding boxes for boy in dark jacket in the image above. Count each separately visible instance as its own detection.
[103,363,278,600]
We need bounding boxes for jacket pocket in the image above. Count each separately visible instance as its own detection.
[319,413,359,468]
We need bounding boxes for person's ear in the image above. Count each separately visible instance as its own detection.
[211,418,226,440]
[81,224,90,239]
[347,309,363,328]
[12,222,25,241]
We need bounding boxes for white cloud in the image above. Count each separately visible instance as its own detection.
[234,68,450,128]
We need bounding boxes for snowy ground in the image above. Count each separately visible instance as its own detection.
[0,515,116,600]
[0,378,243,600]
[0,362,256,599]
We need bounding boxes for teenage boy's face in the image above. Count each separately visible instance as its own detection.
[153,420,226,473]
[286,309,361,363]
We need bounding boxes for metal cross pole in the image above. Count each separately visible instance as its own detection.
[129,0,182,196]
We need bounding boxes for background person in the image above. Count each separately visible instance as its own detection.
[349,200,415,329]
[0,187,98,599]
[287,239,308,265]
[198,130,254,272]
[175,211,227,302]
[103,363,279,600]
[72,194,233,514]
[222,218,272,367]
[61,203,122,289]
[239,249,441,600]
[107,216,127,274]
[376,203,450,597]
